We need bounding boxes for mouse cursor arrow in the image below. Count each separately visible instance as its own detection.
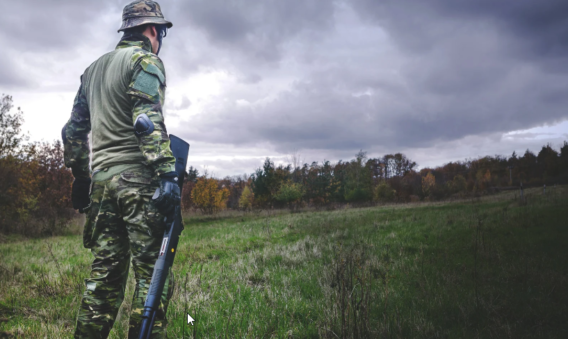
[187,314,195,326]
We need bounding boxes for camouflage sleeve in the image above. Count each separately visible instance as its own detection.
[63,77,91,179]
[127,52,175,176]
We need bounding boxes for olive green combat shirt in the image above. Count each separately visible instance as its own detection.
[63,33,175,179]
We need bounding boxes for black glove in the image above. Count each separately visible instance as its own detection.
[152,172,180,216]
[72,177,91,213]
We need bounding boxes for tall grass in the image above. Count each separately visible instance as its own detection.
[1,187,567,338]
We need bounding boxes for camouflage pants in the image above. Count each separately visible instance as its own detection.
[75,166,174,339]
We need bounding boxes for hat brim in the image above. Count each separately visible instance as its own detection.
[118,16,173,32]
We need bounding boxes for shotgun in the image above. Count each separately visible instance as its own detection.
[139,134,189,339]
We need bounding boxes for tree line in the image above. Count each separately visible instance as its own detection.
[1,94,567,234]
[184,142,568,214]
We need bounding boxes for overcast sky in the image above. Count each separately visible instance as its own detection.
[1,0,567,177]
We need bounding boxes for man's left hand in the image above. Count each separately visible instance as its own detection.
[152,172,180,216]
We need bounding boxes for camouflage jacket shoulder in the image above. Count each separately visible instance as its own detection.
[132,49,166,83]
[127,47,167,104]
[116,33,167,85]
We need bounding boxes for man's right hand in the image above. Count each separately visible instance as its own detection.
[72,178,91,213]
[152,172,180,216]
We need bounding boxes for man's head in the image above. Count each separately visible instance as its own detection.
[118,0,172,54]
[124,24,168,54]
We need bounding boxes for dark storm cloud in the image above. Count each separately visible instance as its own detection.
[350,0,568,58]
[0,0,120,52]
[346,0,568,138]
[180,63,568,152]
[175,0,335,63]
[172,0,568,155]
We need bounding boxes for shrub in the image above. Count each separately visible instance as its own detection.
[274,181,304,211]
[451,175,467,194]
[32,141,74,235]
[0,141,74,235]
[374,182,396,203]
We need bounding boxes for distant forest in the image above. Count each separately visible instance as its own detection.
[1,94,567,235]
[183,141,568,214]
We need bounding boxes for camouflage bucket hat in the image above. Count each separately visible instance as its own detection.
[118,0,173,32]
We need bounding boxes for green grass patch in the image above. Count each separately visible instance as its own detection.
[1,187,567,338]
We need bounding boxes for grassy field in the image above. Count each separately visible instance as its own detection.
[1,187,567,338]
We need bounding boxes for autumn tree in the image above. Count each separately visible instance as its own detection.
[191,176,230,214]
[422,171,436,198]
[181,166,199,211]
[219,175,248,209]
[238,185,254,210]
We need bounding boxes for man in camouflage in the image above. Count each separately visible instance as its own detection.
[62,1,179,338]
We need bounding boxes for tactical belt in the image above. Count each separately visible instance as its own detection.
[92,163,147,182]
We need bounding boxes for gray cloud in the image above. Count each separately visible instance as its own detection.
[176,96,192,110]
[2,0,567,176]
[0,53,30,87]
[0,0,120,52]
[172,0,568,157]
[176,0,334,63]
[350,0,568,58]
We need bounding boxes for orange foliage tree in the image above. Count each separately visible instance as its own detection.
[422,171,436,198]
[191,176,230,214]
[238,185,254,210]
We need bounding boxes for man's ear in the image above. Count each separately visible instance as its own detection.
[150,25,158,38]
